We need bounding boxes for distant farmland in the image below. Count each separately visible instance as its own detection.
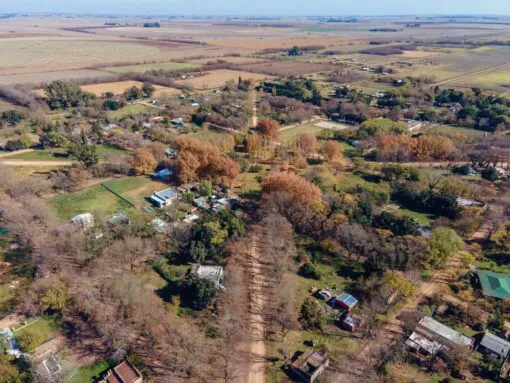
[176,69,271,90]
[101,61,201,74]
[239,61,336,76]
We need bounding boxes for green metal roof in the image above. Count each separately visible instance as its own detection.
[477,269,510,300]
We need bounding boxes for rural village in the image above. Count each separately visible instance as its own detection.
[1,11,510,383]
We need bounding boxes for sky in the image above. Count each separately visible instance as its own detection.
[1,0,510,16]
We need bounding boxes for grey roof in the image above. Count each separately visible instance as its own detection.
[418,317,473,348]
[151,188,177,205]
[192,265,223,286]
[480,332,510,358]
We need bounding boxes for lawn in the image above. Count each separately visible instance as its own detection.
[280,123,322,144]
[2,145,128,161]
[187,127,227,142]
[68,360,111,383]
[14,316,60,349]
[397,207,434,226]
[51,176,168,220]
[102,61,200,74]
[107,103,149,119]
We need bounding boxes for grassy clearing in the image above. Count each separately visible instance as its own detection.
[187,127,226,141]
[14,316,60,349]
[102,61,200,74]
[107,103,150,118]
[450,69,510,91]
[280,123,322,144]
[68,360,111,383]
[51,176,167,219]
[3,145,127,161]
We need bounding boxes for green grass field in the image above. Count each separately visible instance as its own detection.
[280,123,322,144]
[68,360,111,383]
[51,176,168,220]
[107,104,149,119]
[14,316,60,349]
[102,61,200,74]
[2,145,128,161]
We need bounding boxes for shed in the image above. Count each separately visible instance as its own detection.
[191,265,223,287]
[171,118,184,126]
[193,196,209,208]
[478,332,510,359]
[152,168,174,181]
[477,269,510,300]
[405,331,443,355]
[71,213,94,230]
[102,360,143,383]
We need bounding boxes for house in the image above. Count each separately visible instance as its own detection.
[191,265,223,287]
[193,196,209,209]
[149,188,178,208]
[0,327,22,358]
[476,269,510,300]
[171,117,184,126]
[291,350,329,383]
[332,293,358,312]
[101,360,143,383]
[152,116,164,123]
[71,213,94,230]
[152,168,174,181]
[211,198,229,213]
[478,332,510,360]
[412,316,474,351]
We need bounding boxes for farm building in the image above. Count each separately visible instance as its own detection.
[101,360,143,383]
[332,293,358,312]
[152,168,174,181]
[477,332,510,360]
[477,270,510,300]
[291,350,329,383]
[338,314,361,332]
[149,188,178,208]
[193,196,209,208]
[183,213,200,223]
[191,265,223,287]
[70,213,94,230]
[413,316,474,351]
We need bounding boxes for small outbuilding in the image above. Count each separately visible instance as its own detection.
[152,168,174,181]
[71,213,94,230]
[191,265,223,287]
[291,350,329,383]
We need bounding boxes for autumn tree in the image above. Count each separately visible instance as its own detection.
[131,147,157,175]
[296,133,317,156]
[256,119,280,141]
[262,172,323,207]
[321,140,342,161]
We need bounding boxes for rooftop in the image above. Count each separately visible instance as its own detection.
[192,265,223,286]
[336,293,358,308]
[292,350,329,377]
[477,269,510,300]
[418,317,473,348]
[479,332,510,358]
[104,361,142,383]
[405,331,443,355]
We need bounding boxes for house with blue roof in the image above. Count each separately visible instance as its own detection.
[149,188,178,208]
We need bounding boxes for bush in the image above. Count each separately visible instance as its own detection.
[181,275,218,310]
[4,140,24,151]
[299,298,326,330]
[299,263,321,280]
[481,167,499,182]
[16,328,45,351]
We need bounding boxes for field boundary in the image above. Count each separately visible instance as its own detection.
[100,183,136,208]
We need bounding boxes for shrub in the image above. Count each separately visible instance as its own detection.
[299,263,321,280]
[481,167,499,182]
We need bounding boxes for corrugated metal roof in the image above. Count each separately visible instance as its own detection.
[337,293,358,308]
[418,317,472,347]
[480,332,510,358]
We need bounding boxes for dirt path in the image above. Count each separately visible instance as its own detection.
[278,116,322,132]
[0,159,73,166]
[251,92,258,128]
[0,149,34,158]
[244,228,268,383]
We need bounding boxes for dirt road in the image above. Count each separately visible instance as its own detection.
[0,149,34,158]
[0,159,72,166]
[244,228,268,383]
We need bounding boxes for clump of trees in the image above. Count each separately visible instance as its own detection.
[173,136,241,185]
[44,80,94,109]
[262,172,323,207]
